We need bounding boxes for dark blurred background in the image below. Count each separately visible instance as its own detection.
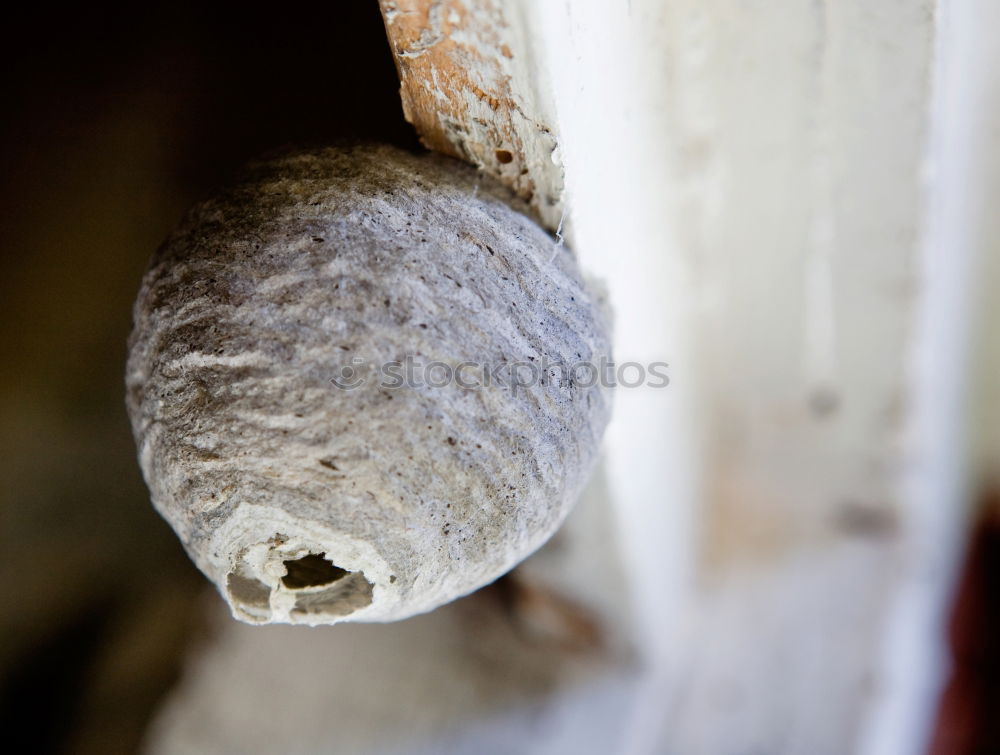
[0,3,416,752]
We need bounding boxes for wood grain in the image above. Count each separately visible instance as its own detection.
[379,0,564,230]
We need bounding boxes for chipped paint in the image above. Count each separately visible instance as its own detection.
[379,0,564,230]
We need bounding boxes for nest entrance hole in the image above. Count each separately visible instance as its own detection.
[281,553,349,589]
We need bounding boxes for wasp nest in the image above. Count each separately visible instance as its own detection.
[126,145,610,625]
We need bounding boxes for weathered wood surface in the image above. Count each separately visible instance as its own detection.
[379,0,564,230]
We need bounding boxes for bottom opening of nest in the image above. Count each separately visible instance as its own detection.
[281,553,348,588]
[226,551,375,623]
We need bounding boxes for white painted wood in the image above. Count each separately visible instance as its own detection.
[862,2,1000,751]
[533,1,962,753]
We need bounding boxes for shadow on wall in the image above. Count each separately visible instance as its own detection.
[0,3,417,753]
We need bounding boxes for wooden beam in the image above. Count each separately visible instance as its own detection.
[379,0,564,230]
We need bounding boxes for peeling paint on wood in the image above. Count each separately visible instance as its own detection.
[379,0,564,230]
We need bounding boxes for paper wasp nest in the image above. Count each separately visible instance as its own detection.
[126,145,610,625]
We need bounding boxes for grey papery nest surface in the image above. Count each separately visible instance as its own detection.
[126,144,611,625]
